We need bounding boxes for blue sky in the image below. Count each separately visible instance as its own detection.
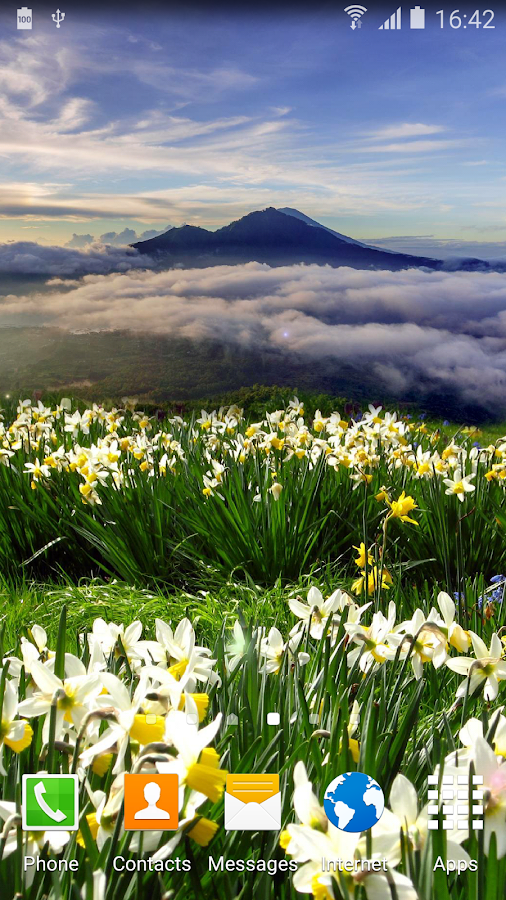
[0,4,505,249]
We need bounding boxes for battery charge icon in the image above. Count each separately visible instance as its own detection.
[410,6,425,28]
[17,7,33,29]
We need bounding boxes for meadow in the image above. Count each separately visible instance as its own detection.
[1,394,506,899]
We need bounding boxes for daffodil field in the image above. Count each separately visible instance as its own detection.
[2,396,506,899]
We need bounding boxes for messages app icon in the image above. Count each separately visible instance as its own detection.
[22,774,79,831]
[225,774,281,831]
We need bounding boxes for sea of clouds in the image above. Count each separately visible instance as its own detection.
[2,247,506,412]
[0,241,154,277]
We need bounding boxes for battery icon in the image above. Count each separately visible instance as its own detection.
[410,6,425,28]
[17,7,32,29]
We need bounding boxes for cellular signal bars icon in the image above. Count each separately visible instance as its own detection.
[344,6,367,30]
[427,774,484,831]
[379,7,402,29]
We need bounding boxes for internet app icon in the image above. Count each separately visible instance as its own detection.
[22,774,79,831]
[323,772,384,832]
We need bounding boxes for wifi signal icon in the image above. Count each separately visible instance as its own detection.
[344,5,367,29]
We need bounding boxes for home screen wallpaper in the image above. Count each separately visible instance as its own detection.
[0,3,505,899]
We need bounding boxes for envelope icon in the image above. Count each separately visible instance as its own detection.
[225,774,281,831]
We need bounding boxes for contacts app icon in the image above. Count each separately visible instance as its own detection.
[124,774,178,831]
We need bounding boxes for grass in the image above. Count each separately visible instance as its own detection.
[1,394,506,899]
[0,579,297,653]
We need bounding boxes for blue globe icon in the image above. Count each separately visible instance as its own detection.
[323,772,384,832]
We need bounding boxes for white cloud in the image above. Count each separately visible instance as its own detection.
[359,140,465,154]
[366,123,446,140]
[0,241,153,276]
[271,106,293,116]
[371,235,506,260]
[52,98,96,132]
[0,36,269,183]
[66,233,94,248]
[2,261,506,411]
[130,61,258,98]
[0,35,473,231]
[64,227,172,247]
[0,178,446,232]
[0,29,494,243]
[0,36,74,107]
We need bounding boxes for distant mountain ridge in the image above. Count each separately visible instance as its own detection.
[132,207,488,272]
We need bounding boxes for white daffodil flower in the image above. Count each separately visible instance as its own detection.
[159,710,226,803]
[439,736,506,857]
[138,617,220,688]
[79,671,153,773]
[226,620,249,673]
[90,618,145,663]
[4,625,53,678]
[0,680,33,774]
[141,664,209,724]
[79,773,126,850]
[446,632,506,700]
[345,601,397,673]
[292,761,329,831]
[289,587,350,639]
[17,657,102,740]
[80,870,106,900]
[371,773,469,865]
[284,818,417,900]
[459,711,506,759]
[389,608,446,679]
[443,468,476,501]
[23,458,52,484]
[259,627,310,674]
[427,591,470,668]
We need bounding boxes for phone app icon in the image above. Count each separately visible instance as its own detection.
[124,774,179,831]
[22,774,79,831]
[225,774,281,831]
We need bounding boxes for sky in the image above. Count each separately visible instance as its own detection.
[1,2,506,251]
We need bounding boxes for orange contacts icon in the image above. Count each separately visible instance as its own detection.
[124,774,179,831]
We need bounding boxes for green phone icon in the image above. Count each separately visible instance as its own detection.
[22,774,79,831]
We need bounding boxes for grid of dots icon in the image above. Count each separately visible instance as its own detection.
[427,774,484,830]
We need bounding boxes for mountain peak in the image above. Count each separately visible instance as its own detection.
[215,207,319,243]
[132,207,441,271]
[277,207,369,248]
